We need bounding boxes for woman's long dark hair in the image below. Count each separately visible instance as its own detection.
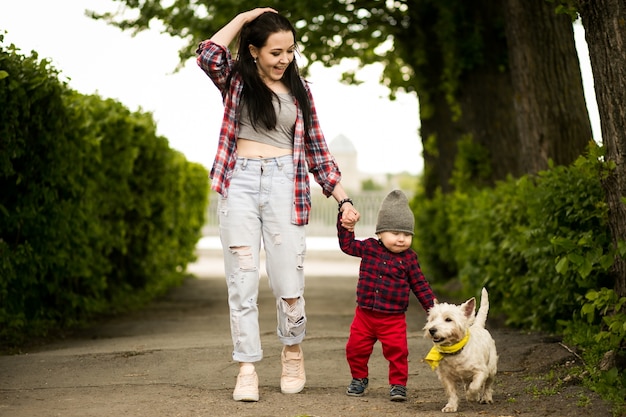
[232,12,312,133]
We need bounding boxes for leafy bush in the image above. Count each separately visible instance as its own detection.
[411,142,625,412]
[412,143,613,330]
[0,40,104,336]
[564,288,626,415]
[0,36,209,346]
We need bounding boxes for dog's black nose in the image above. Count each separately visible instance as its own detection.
[429,328,437,336]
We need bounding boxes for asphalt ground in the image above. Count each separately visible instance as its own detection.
[1,243,602,417]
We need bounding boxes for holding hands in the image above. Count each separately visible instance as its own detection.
[341,204,360,232]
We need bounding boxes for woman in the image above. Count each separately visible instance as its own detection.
[196,7,360,402]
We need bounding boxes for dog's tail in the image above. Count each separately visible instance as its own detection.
[474,287,490,328]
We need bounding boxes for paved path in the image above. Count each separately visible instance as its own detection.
[0,247,449,416]
[0,246,599,417]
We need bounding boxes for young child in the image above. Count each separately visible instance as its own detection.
[337,189,436,401]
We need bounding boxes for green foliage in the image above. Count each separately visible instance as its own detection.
[524,370,564,397]
[395,173,420,191]
[413,142,612,330]
[548,0,580,21]
[563,288,626,415]
[87,0,504,113]
[0,38,209,346]
[0,39,100,337]
[361,178,384,191]
[579,288,626,349]
[412,142,626,411]
[449,134,492,190]
[410,142,626,412]
[89,1,520,202]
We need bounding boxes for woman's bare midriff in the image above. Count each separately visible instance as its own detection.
[236,138,292,159]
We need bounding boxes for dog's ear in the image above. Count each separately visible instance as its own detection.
[462,297,476,318]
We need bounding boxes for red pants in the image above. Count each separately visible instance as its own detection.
[346,306,409,386]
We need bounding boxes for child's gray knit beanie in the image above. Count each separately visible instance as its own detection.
[375,190,415,235]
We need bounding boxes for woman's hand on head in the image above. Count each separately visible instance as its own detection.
[210,7,278,46]
[240,7,277,23]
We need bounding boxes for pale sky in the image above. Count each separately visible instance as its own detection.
[1,1,599,175]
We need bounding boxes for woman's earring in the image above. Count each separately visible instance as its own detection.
[253,57,257,64]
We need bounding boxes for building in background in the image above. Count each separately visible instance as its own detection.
[324,134,414,193]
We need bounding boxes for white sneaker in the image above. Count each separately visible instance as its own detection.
[280,347,306,394]
[233,365,259,402]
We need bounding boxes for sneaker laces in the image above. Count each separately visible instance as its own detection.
[237,372,257,389]
[282,351,302,378]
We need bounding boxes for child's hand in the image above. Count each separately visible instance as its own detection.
[341,207,360,232]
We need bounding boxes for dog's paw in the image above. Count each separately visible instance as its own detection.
[480,388,494,404]
[466,389,480,403]
[479,395,494,404]
[442,403,458,413]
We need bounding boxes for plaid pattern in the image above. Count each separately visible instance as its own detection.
[338,214,436,313]
[196,40,342,225]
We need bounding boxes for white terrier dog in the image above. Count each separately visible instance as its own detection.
[423,288,498,413]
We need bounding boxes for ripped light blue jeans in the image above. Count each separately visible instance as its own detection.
[218,155,307,363]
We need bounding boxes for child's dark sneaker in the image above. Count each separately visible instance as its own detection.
[390,384,407,401]
[346,378,369,396]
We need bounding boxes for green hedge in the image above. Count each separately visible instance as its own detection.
[412,143,613,331]
[412,144,626,415]
[412,143,626,412]
[0,36,209,346]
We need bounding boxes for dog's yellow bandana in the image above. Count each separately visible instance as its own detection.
[424,330,470,370]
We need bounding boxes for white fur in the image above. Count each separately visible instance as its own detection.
[423,288,498,413]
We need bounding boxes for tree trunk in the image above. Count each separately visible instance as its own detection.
[504,0,593,174]
[417,0,591,196]
[456,56,522,185]
[420,91,458,196]
[421,62,521,194]
[579,0,626,298]
[417,0,521,197]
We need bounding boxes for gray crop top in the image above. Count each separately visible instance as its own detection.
[238,93,297,150]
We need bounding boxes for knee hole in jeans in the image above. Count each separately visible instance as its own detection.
[229,246,255,271]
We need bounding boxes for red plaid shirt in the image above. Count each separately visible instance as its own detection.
[196,40,341,225]
[338,214,436,313]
